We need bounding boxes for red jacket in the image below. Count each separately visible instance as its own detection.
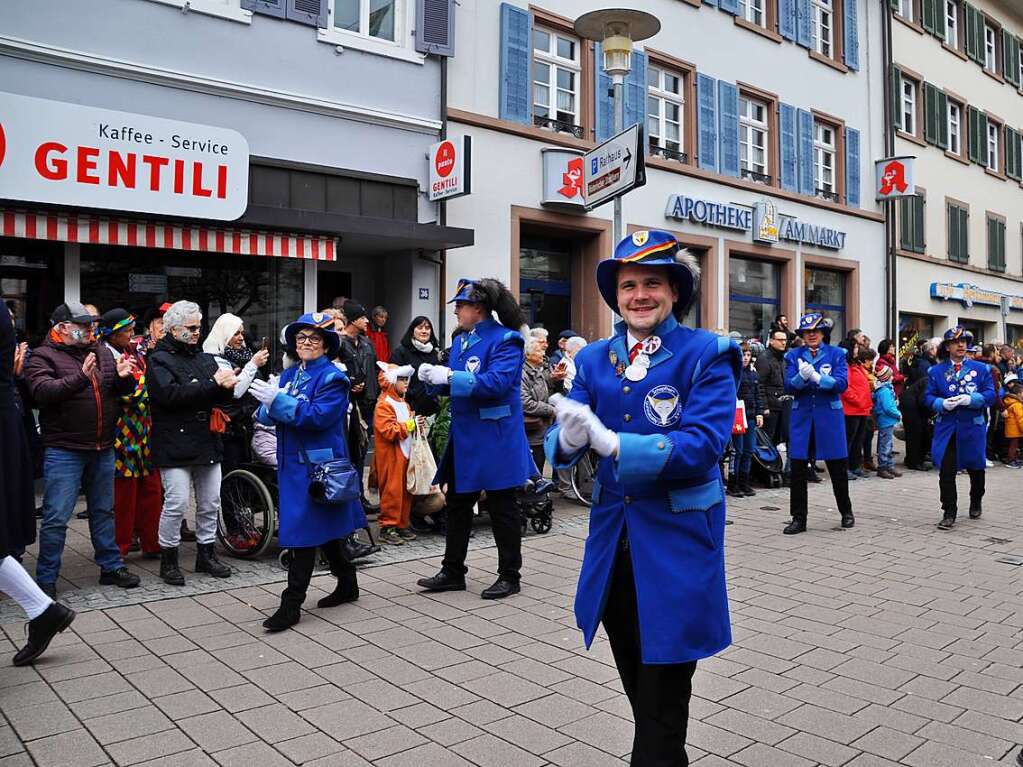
[841,364,873,416]
[366,327,390,368]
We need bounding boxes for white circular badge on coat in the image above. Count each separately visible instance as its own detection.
[624,364,647,381]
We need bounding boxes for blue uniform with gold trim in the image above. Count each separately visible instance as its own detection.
[923,359,995,470]
[546,315,740,664]
[784,344,849,461]
[433,318,533,493]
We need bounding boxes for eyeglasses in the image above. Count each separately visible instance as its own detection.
[295,333,324,346]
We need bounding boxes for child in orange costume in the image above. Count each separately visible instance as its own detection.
[373,363,420,545]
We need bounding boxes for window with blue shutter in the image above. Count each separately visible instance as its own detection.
[415,0,456,57]
[286,0,325,26]
[241,0,286,18]
[845,127,860,207]
[719,0,738,14]
[697,74,718,172]
[499,3,532,126]
[797,109,814,195]
[704,0,718,6]
[844,0,859,70]
[796,0,811,48]
[779,0,797,40]
[623,51,648,133]
[780,104,798,192]
[594,43,613,143]
[718,82,740,178]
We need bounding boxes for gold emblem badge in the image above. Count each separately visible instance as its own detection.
[632,230,649,247]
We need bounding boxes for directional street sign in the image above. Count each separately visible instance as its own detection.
[582,123,646,211]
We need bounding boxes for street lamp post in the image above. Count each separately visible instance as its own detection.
[574,9,660,248]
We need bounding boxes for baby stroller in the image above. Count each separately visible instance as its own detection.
[751,426,784,488]
[517,478,554,535]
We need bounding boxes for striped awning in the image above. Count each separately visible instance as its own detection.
[0,208,337,261]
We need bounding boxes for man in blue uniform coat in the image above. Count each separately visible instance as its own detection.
[923,326,995,529]
[783,313,854,535]
[416,278,533,600]
[546,230,739,767]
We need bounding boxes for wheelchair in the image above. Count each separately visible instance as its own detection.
[217,427,279,559]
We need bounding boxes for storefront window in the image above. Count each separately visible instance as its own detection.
[899,313,935,351]
[519,233,573,333]
[1007,324,1023,350]
[79,246,304,361]
[959,321,985,344]
[729,256,779,341]
[0,237,65,344]
[804,266,846,342]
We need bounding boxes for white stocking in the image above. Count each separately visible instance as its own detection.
[0,557,53,620]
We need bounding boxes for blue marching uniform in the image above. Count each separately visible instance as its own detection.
[547,315,739,664]
[782,313,854,531]
[784,343,849,461]
[256,356,366,547]
[434,317,533,493]
[924,354,995,523]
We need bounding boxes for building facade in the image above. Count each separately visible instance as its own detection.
[0,0,470,353]
[891,0,1023,348]
[444,0,887,343]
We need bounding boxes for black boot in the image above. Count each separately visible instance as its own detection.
[968,501,982,519]
[13,603,76,666]
[318,570,359,608]
[179,519,196,542]
[195,543,231,578]
[783,517,807,535]
[160,547,185,586]
[740,472,756,497]
[726,476,744,498]
[262,601,301,632]
[841,512,855,528]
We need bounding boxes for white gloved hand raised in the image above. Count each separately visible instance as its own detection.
[554,396,591,453]
[798,358,815,381]
[808,367,822,385]
[418,363,451,386]
[248,378,280,407]
[582,407,620,458]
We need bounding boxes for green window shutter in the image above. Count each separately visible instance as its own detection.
[922,0,936,34]
[948,207,955,261]
[900,198,912,251]
[914,197,926,253]
[923,84,934,145]
[967,107,979,162]
[1004,30,1018,84]
[979,112,989,166]
[960,208,970,261]
[965,4,979,61]
[891,68,903,131]
[1007,128,1020,180]
[932,0,946,39]
[938,92,949,149]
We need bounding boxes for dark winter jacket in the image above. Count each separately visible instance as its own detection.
[147,337,234,468]
[906,354,934,385]
[340,332,378,417]
[23,336,133,451]
[737,365,766,419]
[899,376,930,420]
[755,346,786,411]
[391,341,440,417]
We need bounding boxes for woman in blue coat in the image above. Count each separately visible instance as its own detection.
[415,278,534,600]
[783,313,854,534]
[923,326,995,529]
[547,230,739,767]
[249,313,365,631]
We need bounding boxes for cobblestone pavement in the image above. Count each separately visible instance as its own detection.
[0,465,1020,766]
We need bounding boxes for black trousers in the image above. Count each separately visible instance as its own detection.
[790,427,851,520]
[530,443,546,477]
[442,488,522,582]
[603,545,697,767]
[902,409,927,467]
[844,415,867,471]
[282,539,355,608]
[938,440,985,517]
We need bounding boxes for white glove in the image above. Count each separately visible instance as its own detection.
[798,359,814,381]
[418,364,451,386]
[942,397,959,412]
[808,368,822,385]
[268,373,280,389]
[555,397,591,453]
[952,394,972,408]
[248,378,280,407]
[582,408,619,458]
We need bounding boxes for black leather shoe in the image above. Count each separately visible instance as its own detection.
[99,567,141,589]
[937,516,955,530]
[195,543,231,579]
[841,513,855,528]
[783,517,807,535]
[1015,746,1022,767]
[417,571,466,592]
[481,579,520,600]
[807,471,822,484]
[13,603,76,666]
[968,503,982,519]
[263,604,301,632]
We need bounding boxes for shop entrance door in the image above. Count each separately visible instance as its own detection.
[519,233,573,333]
[0,238,65,343]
